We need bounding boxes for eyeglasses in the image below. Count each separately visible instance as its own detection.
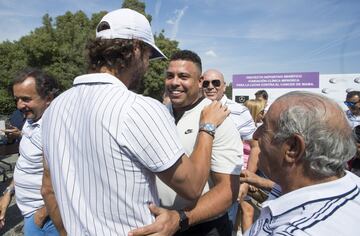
[344,101,360,108]
[202,80,221,88]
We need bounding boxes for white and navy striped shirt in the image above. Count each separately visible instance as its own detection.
[220,96,257,141]
[13,119,44,217]
[42,73,184,236]
[245,171,360,236]
[346,110,360,129]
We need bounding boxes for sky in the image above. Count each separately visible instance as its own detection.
[1,0,360,83]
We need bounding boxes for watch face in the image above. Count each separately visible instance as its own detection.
[204,123,216,131]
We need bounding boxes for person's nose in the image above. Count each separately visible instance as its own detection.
[17,99,26,110]
[207,82,215,90]
[170,75,181,87]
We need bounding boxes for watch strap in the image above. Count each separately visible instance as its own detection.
[176,209,190,232]
[3,186,15,196]
[199,123,216,137]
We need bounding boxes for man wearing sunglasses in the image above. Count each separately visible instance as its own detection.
[345,91,360,128]
[202,69,260,232]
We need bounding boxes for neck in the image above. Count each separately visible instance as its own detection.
[99,66,131,88]
[279,167,343,194]
[172,95,203,113]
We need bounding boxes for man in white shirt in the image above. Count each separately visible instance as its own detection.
[245,91,360,236]
[0,68,60,236]
[41,9,229,236]
[130,51,243,236]
[202,69,259,232]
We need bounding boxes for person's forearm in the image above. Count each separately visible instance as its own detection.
[42,185,67,235]
[185,173,239,226]
[246,140,260,173]
[157,131,214,201]
[42,159,67,236]
[186,131,214,197]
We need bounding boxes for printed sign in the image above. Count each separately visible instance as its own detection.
[233,72,319,89]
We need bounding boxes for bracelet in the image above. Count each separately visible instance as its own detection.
[199,123,216,138]
[199,129,215,138]
[3,186,15,196]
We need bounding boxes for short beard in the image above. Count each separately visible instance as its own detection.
[128,73,145,93]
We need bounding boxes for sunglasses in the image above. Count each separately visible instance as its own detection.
[202,80,221,88]
[344,101,360,108]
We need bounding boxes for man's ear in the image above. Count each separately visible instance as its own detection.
[199,75,204,89]
[45,95,54,107]
[132,40,142,54]
[284,134,305,164]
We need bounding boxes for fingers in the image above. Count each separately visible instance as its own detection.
[0,208,6,229]
[148,203,161,216]
[128,204,166,236]
[128,225,154,236]
[0,219,5,229]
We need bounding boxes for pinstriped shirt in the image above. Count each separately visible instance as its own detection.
[13,119,44,217]
[42,73,184,236]
[346,110,360,128]
[220,96,257,141]
[245,171,360,236]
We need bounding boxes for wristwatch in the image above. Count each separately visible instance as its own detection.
[199,123,216,137]
[176,209,190,232]
[3,186,15,196]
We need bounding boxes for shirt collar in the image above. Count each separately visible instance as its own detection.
[346,109,360,119]
[264,171,360,217]
[73,73,126,89]
[220,95,228,105]
[26,117,42,128]
[170,96,205,124]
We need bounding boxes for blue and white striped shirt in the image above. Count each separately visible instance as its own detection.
[245,171,360,236]
[346,110,360,129]
[42,73,184,236]
[220,96,257,141]
[14,119,44,217]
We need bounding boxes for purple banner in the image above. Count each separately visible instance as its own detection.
[232,72,319,89]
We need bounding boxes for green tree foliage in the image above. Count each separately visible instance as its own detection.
[0,0,179,114]
[122,0,152,22]
[225,82,233,99]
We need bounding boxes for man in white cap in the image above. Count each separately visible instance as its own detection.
[41,8,229,236]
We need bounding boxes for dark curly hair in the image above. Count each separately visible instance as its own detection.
[86,37,149,73]
[12,68,60,99]
[347,90,360,100]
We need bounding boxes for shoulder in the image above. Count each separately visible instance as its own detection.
[124,94,175,127]
[132,95,170,115]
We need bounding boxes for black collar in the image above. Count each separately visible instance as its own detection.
[173,96,205,124]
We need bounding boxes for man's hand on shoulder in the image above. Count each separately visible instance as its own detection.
[200,101,230,127]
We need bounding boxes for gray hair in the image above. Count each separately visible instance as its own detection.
[273,91,356,178]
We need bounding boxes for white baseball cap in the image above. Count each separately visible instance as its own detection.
[96,8,166,60]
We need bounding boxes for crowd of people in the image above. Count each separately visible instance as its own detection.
[0,7,359,236]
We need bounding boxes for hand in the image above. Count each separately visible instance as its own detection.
[128,203,180,236]
[33,207,48,228]
[240,170,274,190]
[0,194,12,229]
[237,183,249,203]
[200,101,230,127]
[2,127,21,142]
